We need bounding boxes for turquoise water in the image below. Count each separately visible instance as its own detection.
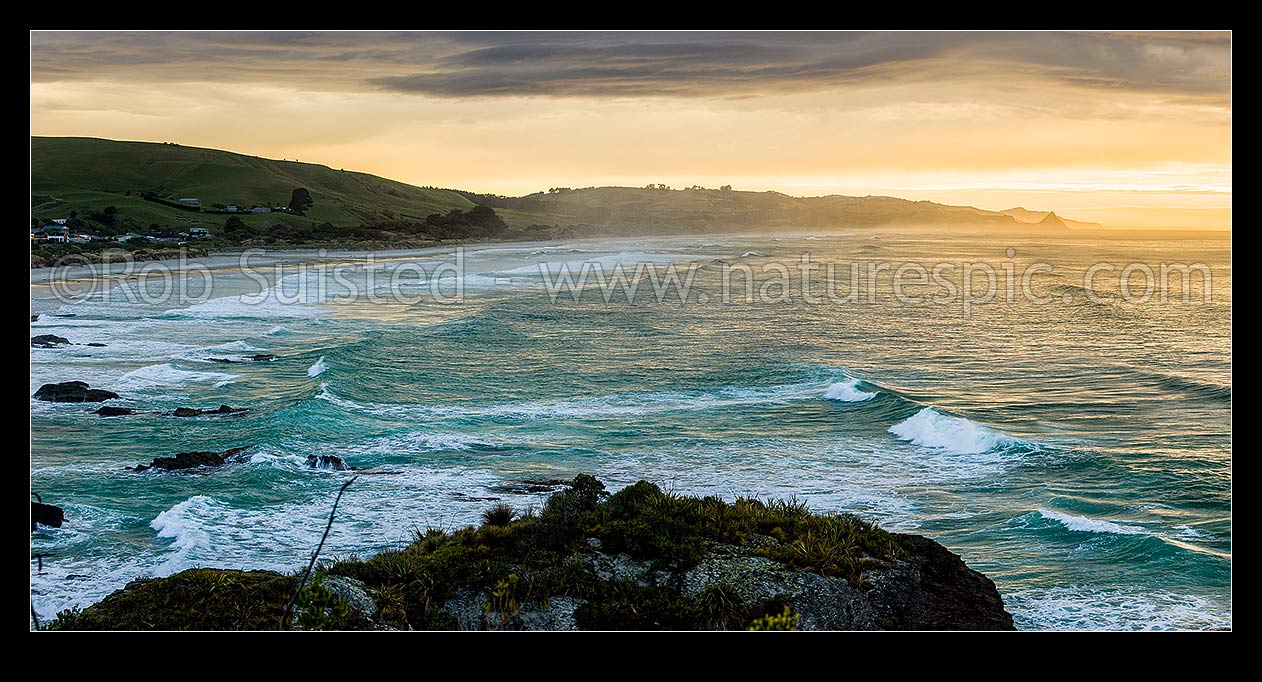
[30,231,1231,629]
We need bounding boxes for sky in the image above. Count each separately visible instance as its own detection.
[30,31,1231,229]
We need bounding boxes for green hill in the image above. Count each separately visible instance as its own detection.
[520,186,1028,233]
[32,137,1094,241]
[31,137,501,231]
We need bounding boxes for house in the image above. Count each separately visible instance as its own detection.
[45,234,68,243]
[116,232,144,243]
[178,198,201,206]
[250,207,271,214]
[51,218,68,225]
[225,205,238,213]
[71,234,93,243]
[188,227,209,237]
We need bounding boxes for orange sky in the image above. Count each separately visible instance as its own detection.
[30,31,1231,229]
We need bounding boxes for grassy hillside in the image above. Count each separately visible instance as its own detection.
[31,137,498,231]
[528,186,1024,233]
[32,137,1089,243]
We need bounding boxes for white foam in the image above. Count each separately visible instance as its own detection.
[1037,509,1147,535]
[888,407,1007,454]
[1007,586,1231,631]
[317,380,830,421]
[739,251,763,257]
[150,496,217,575]
[824,379,877,402]
[117,363,241,390]
[307,356,327,378]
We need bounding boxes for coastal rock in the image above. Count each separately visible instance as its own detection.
[208,354,277,363]
[439,588,585,631]
[50,477,1016,631]
[133,446,251,472]
[31,334,71,347]
[48,569,384,631]
[172,405,248,417]
[93,406,135,417]
[32,502,65,531]
[85,343,107,347]
[488,478,573,495]
[306,454,350,471]
[34,381,121,402]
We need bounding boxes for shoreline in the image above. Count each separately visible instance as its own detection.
[28,226,1233,287]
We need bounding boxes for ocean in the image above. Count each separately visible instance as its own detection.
[29,230,1232,630]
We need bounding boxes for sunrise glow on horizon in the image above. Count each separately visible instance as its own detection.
[30,31,1232,230]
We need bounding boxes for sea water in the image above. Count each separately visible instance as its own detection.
[30,230,1231,629]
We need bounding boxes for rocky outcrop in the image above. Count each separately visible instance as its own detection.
[305,454,351,471]
[31,334,71,347]
[47,476,1015,631]
[172,405,248,417]
[32,502,65,531]
[34,381,120,402]
[133,446,251,472]
[93,406,136,417]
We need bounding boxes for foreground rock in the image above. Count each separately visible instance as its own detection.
[93,406,136,417]
[32,502,65,531]
[50,476,1014,631]
[132,446,252,472]
[172,405,248,417]
[34,381,120,402]
[31,334,71,347]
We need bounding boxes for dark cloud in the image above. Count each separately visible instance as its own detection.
[30,31,1230,101]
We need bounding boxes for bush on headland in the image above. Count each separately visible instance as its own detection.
[43,476,1014,631]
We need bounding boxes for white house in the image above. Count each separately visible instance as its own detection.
[178,198,201,206]
[51,218,68,225]
[225,205,238,212]
[251,207,271,214]
[116,232,144,243]
[189,227,209,237]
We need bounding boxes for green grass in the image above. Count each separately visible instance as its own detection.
[32,137,505,230]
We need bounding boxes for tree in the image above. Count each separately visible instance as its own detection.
[224,216,247,235]
[289,187,314,215]
[721,185,732,192]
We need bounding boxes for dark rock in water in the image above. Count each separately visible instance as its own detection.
[31,314,40,322]
[488,478,574,495]
[32,502,65,531]
[306,454,350,471]
[85,342,107,347]
[94,406,135,417]
[31,334,71,347]
[34,381,121,402]
[134,446,251,472]
[172,405,248,417]
[207,354,276,363]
